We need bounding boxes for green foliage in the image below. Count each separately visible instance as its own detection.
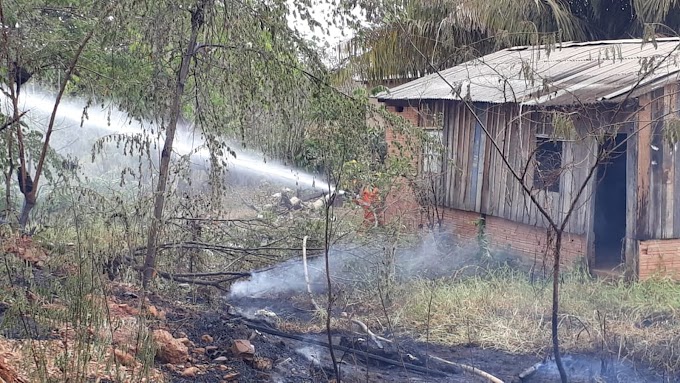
[344,0,680,82]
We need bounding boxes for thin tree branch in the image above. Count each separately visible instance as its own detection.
[0,111,27,133]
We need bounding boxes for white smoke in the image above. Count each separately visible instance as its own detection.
[228,231,494,300]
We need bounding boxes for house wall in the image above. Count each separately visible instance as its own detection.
[441,101,599,235]
[382,101,588,264]
[629,84,680,279]
[634,84,680,240]
[379,82,680,280]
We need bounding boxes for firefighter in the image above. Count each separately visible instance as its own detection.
[354,186,384,228]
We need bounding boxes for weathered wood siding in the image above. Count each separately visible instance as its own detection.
[635,83,680,241]
[441,101,600,235]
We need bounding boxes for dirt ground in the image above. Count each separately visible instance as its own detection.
[163,305,540,383]
[156,297,678,382]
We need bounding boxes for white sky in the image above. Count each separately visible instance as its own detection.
[287,0,366,65]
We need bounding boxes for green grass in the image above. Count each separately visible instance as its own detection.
[374,267,680,372]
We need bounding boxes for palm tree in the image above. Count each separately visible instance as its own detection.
[344,0,680,81]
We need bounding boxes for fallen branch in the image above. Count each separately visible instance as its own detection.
[237,317,450,377]
[428,355,505,383]
[518,360,544,381]
[154,270,250,291]
[135,241,323,256]
[167,216,264,223]
[302,235,322,312]
[166,271,251,278]
[346,317,390,349]
[349,317,504,383]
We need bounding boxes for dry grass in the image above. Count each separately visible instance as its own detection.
[366,268,680,372]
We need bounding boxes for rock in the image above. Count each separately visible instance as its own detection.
[252,357,273,371]
[0,356,24,383]
[201,334,214,343]
[213,356,228,363]
[111,318,138,351]
[152,329,188,364]
[146,305,166,320]
[193,347,205,355]
[178,337,194,347]
[311,198,325,210]
[217,365,229,371]
[180,366,200,377]
[176,331,188,338]
[223,372,240,381]
[254,309,277,319]
[109,303,139,317]
[114,349,135,367]
[231,339,254,359]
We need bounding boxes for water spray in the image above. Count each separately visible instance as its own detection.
[4,88,331,193]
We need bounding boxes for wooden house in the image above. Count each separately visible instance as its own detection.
[377,38,680,279]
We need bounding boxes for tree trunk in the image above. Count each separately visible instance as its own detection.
[18,197,35,229]
[142,1,207,289]
[5,129,14,219]
[551,228,568,383]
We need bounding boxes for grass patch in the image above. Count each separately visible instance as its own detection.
[377,268,680,372]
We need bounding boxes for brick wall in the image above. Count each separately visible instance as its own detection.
[484,214,585,265]
[383,104,422,230]
[439,207,585,265]
[639,239,680,280]
[386,105,420,126]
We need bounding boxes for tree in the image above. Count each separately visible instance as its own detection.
[0,0,126,228]
[343,0,680,82]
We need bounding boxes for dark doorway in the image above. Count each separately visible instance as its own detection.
[593,133,627,269]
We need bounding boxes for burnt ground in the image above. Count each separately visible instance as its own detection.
[109,279,677,383]
[103,281,680,383]
[162,307,536,383]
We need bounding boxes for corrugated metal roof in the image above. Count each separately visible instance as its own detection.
[376,38,680,106]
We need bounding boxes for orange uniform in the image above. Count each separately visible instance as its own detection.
[355,187,384,227]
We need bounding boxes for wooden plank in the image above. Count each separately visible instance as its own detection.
[651,88,664,238]
[474,104,488,212]
[522,113,545,226]
[503,106,514,220]
[664,86,675,238]
[485,106,495,215]
[448,103,457,207]
[674,85,680,236]
[469,107,482,211]
[480,105,493,214]
[451,103,461,208]
[465,106,476,210]
[457,103,467,209]
[562,140,573,233]
[440,101,451,206]
[441,102,451,207]
[495,106,506,216]
[492,105,505,216]
[443,103,452,207]
[512,111,524,223]
[585,135,598,267]
[637,92,653,241]
[626,119,639,251]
